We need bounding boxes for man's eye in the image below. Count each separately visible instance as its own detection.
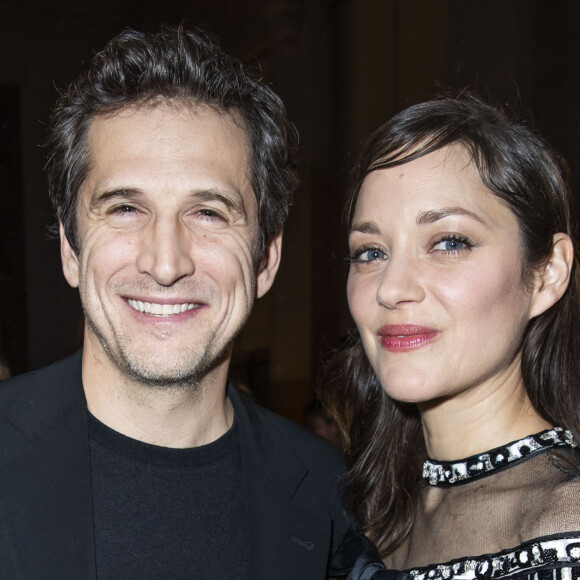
[110,204,138,214]
[349,247,388,263]
[197,208,226,221]
[199,209,217,217]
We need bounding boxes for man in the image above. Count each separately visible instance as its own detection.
[0,27,347,579]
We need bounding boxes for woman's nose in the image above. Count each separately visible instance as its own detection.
[376,253,425,309]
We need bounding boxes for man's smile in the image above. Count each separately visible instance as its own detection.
[127,298,200,317]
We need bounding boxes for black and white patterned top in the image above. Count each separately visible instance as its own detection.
[422,428,576,487]
[407,533,580,580]
[406,428,580,580]
[336,428,580,580]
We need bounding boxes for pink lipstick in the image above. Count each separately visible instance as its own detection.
[378,325,440,352]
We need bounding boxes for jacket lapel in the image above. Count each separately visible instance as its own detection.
[0,360,337,579]
[0,352,96,579]
[231,387,334,579]
[244,472,333,579]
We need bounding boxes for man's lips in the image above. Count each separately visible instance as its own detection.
[126,298,202,317]
[378,324,440,351]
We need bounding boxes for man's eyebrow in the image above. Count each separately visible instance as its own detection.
[416,207,485,225]
[89,187,249,220]
[90,188,142,210]
[190,189,248,220]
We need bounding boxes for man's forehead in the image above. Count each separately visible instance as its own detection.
[79,101,257,219]
[83,101,253,184]
[88,99,249,143]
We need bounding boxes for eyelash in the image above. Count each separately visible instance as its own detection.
[348,235,475,263]
[431,234,474,254]
[106,205,227,223]
[108,204,139,215]
[196,208,225,221]
[348,245,388,263]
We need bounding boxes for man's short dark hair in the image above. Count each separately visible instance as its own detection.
[46,26,299,265]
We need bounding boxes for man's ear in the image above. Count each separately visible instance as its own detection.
[60,222,80,289]
[530,232,574,319]
[256,230,283,299]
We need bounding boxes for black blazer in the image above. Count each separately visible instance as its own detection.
[0,351,348,579]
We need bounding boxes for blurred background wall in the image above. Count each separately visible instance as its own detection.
[1,0,578,421]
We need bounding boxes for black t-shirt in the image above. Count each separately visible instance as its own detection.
[89,413,249,579]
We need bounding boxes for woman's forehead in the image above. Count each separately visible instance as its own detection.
[352,145,519,233]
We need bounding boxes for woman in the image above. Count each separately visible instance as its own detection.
[327,95,580,580]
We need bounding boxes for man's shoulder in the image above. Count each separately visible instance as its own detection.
[0,351,83,416]
[0,352,83,475]
[265,406,345,471]
[229,384,350,550]
[229,384,345,489]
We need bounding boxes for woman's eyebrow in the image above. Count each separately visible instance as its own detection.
[349,221,380,235]
[416,207,486,225]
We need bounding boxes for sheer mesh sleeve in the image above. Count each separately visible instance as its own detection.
[387,443,580,580]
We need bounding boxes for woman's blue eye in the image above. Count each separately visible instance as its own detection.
[351,247,387,263]
[433,236,472,252]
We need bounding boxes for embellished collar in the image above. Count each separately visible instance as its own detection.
[422,427,576,486]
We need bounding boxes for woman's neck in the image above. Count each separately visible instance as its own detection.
[419,367,552,461]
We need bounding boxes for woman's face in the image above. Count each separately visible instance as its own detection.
[347,145,540,406]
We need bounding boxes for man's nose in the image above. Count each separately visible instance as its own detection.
[136,218,195,285]
[376,252,425,309]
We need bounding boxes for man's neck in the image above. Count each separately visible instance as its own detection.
[81,347,234,449]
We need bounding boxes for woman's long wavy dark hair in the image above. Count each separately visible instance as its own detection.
[322,94,580,557]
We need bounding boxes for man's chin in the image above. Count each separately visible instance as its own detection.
[116,345,230,390]
[120,357,208,389]
[85,322,231,389]
[128,368,204,388]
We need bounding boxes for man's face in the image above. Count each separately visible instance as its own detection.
[61,104,281,387]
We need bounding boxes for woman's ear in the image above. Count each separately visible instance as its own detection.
[60,222,80,289]
[256,230,283,299]
[530,232,574,318]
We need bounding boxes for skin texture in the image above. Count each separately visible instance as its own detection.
[61,104,282,447]
[347,145,572,459]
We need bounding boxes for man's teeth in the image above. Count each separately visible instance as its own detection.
[127,299,197,316]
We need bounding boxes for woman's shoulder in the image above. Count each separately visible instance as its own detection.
[525,446,580,537]
[549,444,580,475]
[404,446,580,580]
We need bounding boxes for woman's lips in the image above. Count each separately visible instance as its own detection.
[378,325,440,352]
